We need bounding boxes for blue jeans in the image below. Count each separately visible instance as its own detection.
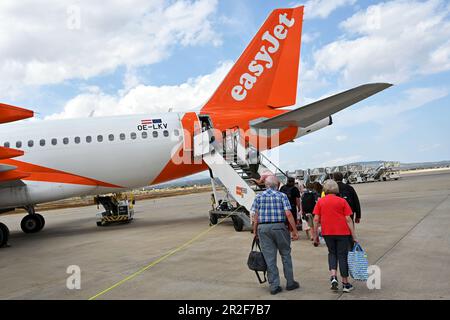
[257,223,295,290]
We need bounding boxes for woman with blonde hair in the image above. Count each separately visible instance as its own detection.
[313,179,358,293]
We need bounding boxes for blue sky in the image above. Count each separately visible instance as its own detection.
[1,0,449,170]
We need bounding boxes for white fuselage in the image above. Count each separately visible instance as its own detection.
[0,113,185,208]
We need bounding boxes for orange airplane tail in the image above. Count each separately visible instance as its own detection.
[202,6,304,113]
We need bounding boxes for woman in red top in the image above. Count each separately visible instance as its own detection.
[313,180,358,293]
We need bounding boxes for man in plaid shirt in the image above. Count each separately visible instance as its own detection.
[251,175,300,295]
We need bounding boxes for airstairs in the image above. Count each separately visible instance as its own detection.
[193,127,288,232]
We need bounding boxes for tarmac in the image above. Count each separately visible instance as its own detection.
[0,170,449,300]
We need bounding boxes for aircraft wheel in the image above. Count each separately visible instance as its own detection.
[21,215,43,234]
[35,214,45,231]
[0,223,9,247]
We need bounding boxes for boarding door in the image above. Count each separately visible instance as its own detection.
[223,126,246,163]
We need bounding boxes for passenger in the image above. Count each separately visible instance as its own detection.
[301,182,317,241]
[279,177,301,228]
[251,175,300,295]
[247,146,260,179]
[251,169,273,188]
[313,180,358,293]
[312,181,324,198]
[333,172,361,224]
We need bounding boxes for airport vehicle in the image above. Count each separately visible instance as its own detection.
[95,194,134,226]
[0,5,392,247]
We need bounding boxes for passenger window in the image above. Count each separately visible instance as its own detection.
[97,135,103,142]
[152,131,158,138]
[40,139,45,147]
[86,136,92,143]
[16,141,22,148]
[75,137,81,144]
[120,133,126,141]
[51,138,57,146]
[4,142,10,148]
[63,138,69,145]
[109,134,114,141]
[28,140,34,147]
[142,132,148,139]
[174,129,180,137]
[163,130,169,137]
[131,132,137,140]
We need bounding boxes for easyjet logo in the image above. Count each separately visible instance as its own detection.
[231,13,295,102]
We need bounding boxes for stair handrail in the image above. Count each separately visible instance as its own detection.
[258,152,289,184]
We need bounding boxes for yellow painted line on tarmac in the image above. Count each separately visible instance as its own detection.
[88,210,240,300]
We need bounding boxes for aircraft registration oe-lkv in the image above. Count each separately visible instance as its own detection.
[0,6,392,247]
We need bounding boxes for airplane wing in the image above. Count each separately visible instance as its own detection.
[250,83,392,129]
[0,103,34,186]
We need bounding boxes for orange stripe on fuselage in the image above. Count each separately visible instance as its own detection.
[151,113,207,185]
[1,159,124,188]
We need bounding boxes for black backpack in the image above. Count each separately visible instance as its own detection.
[338,184,355,212]
[301,190,317,213]
[247,238,267,284]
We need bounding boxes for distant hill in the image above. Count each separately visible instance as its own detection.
[349,160,450,170]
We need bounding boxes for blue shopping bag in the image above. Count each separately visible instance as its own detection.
[348,243,369,281]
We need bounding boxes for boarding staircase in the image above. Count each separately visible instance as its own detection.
[193,128,288,231]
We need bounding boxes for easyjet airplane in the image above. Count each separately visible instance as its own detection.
[0,6,391,247]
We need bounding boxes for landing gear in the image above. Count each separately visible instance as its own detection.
[20,206,45,234]
[0,222,9,247]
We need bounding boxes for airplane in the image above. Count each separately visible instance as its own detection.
[0,5,391,247]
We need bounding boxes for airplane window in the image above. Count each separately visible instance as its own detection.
[131,132,137,140]
[4,142,10,148]
[97,135,103,142]
[40,139,46,147]
[51,138,57,146]
[174,129,180,137]
[142,132,148,139]
[86,136,92,143]
[109,134,114,141]
[63,137,69,145]
[16,141,22,148]
[75,137,81,144]
[163,130,169,137]
[28,140,34,147]
[152,131,158,138]
[120,133,126,141]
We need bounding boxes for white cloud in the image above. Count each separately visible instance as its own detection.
[302,0,356,19]
[45,62,233,120]
[0,0,220,96]
[311,0,450,86]
[302,32,320,43]
[335,135,347,141]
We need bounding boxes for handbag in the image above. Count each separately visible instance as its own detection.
[247,237,267,284]
[348,243,369,281]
